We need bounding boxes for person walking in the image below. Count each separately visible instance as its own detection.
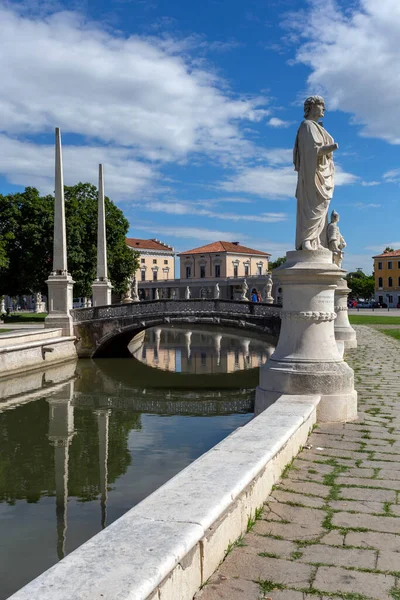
[251,288,258,302]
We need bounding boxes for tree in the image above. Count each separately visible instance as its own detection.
[0,184,139,299]
[383,247,394,253]
[269,256,286,270]
[346,270,375,300]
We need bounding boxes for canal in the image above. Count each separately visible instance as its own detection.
[0,325,274,599]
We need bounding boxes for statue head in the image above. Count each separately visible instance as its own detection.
[330,209,339,223]
[304,95,325,119]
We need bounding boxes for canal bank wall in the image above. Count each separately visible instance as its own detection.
[8,392,320,600]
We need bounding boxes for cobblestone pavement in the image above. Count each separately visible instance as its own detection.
[195,326,400,600]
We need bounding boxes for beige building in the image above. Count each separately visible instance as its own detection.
[373,249,400,308]
[126,238,175,284]
[178,241,270,280]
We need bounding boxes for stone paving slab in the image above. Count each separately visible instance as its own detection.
[194,326,400,600]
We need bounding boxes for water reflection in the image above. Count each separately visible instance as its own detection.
[130,326,274,374]
[0,325,275,599]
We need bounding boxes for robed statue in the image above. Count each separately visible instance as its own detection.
[327,210,346,267]
[293,96,339,251]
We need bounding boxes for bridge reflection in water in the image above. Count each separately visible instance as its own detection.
[0,325,274,600]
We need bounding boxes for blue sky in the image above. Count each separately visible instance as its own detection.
[0,0,399,273]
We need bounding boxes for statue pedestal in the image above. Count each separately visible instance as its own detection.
[45,272,75,336]
[265,298,274,305]
[334,278,357,349]
[92,279,113,307]
[256,249,357,423]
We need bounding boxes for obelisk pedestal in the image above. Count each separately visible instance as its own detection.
[92,164,113,307]
[256,249,357,422]
[334,278,357,349]
[45,128,75,336]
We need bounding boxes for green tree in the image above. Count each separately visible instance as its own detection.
[0,184,139,298]
[269,256,286,270]
[346,270,375,300]
[383,247,394,253]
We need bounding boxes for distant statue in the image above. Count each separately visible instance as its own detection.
[154,288,159,300]
[294,95,339,251]
[185,286,191,300]
[131,277,139,302]
[214,283,220,299]
[240,278,249,301]
[265,273,273,304]
[328,210,346,267]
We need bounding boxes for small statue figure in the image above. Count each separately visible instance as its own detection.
[327,210,346,267]
[185,286,191,300]
[265,273,273,304]
[294,95,339,251]
[240,278,249,301]
[154,288,159,300]
[214,283,220,299]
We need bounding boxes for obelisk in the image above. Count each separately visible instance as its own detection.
[45,128,75,335]
[92,164,113,306]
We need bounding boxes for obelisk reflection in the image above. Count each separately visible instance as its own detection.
[95,409,110,530]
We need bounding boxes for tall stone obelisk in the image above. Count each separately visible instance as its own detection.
[92,164,113,306]
[45,128,75,335]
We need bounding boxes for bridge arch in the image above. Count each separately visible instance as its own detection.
[71,299,281,358]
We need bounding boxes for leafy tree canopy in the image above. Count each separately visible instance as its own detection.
[346,270,375,300]
[383,247,395,253]
[269,256,286,270]
[0,184,139,298]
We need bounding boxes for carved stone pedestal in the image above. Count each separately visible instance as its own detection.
[92,279,113,307]
[45,272,75,336]
[334,278,357,349]
[256,249,357,423]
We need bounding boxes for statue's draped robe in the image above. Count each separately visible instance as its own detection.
[293,119,335,250]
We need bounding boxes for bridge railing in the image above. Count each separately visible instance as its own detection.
[71,298,281,323]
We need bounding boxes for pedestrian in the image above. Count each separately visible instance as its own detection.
[256,290,262,303]
[251,288,258,302]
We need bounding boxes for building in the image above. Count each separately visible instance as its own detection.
[126,238,176,286]
[137,240,271,300]
[373,249,400,308]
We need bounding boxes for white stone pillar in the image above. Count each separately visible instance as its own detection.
[92,164,113,307]
[334,278,357,349]
[45,128,75,335]
[256,249,357,422]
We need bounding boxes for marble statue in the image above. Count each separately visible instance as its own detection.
[294,95,339,251]
[328,210,346,267]
[185,286,191,300]
[154,288,159,300]
[131,278,139,302]
[265,273,273,303]
[214,283,220,299]
[240,278,248,301]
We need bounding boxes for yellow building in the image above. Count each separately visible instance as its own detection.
[178,241,270,280]
[373,249,400,308]
[126,238,175,283]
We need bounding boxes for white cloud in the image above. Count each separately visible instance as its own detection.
[351,202,381,209]
[132,200,287,223]
[267,117,293,128]
[342,253,374,275]
[360,181,380,187]
[383,169,400,183]
[365,242,400,253]
[263,148,293,166]
[0,5,268,164]
[291,0,400,145]
[0,134,158,199]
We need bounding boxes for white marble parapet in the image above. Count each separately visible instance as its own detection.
[0,335,77,378]
[8,393,320,600]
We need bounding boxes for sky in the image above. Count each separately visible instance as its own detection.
[0,0,399,274]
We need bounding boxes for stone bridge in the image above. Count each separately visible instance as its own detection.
[71,299,281,358]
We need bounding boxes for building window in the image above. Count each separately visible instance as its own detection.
[163,268,169,280]
[257,264,262,276]
[186,266,191,279]
[201,352,206,366]
[153,259,157,264]
[141,258,145,264]
[378,277,383,288]
[378,262,382,270]
[244,264,249,277]
[379,296,383,304]
[141,270,146,281]
[398,261,400,269]
[389,295,393,303]
[215,264,220,278]
[153,271,158,281]
[388,261,393,269]
[388,277,393,287]
[398,277,400,286]
[233,265,238,278]
[200,265,206,278]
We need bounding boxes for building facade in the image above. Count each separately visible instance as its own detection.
[373,249,400,308]
[137,240,271,301]
[126,238,175,285]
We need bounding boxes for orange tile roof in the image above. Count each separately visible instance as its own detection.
[126,238,174,251]
[178,241,270,256]
[373,250,400,258]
